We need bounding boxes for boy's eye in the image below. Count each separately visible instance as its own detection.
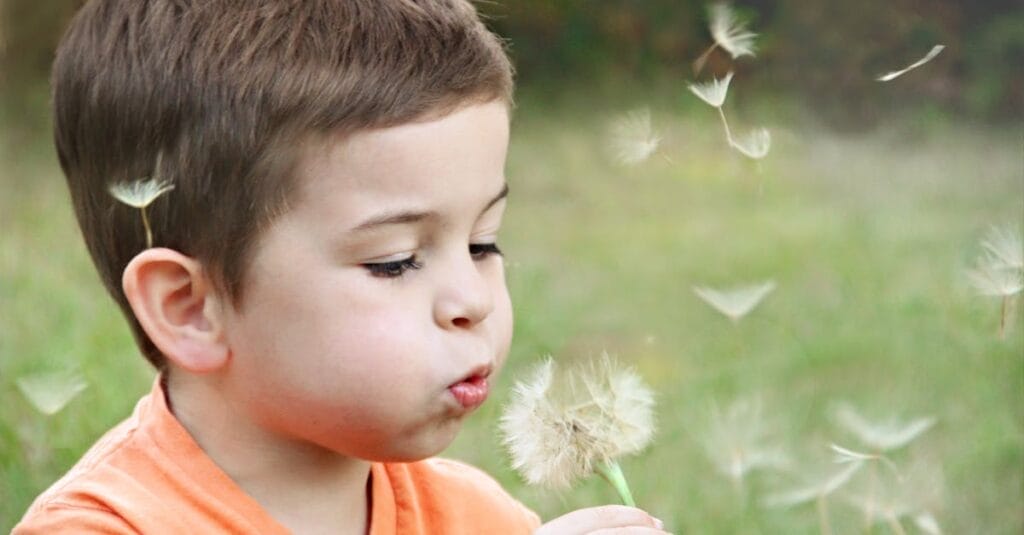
[469,242,502,259]
[362,256,423,278]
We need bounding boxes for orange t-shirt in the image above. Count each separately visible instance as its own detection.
[14,377,540,534]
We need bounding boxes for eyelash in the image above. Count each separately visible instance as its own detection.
[363,242,503,279]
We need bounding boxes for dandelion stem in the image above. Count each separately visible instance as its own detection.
[816,494,833,535]
[596,460,636,507]
[140,207,153,248]
[716,106,734,147]
[693,43,718,74]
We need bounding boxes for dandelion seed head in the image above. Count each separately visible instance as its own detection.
[500,355,656,489]
[688,71,734,108]
[709,2,758,58]
[730,127,771,159]
[693,280,776,322]
[108,177,175,209]
[608,108,662,165]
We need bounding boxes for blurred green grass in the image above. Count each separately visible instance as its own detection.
[1,95,1022,533]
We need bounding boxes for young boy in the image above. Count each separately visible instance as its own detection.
[15,1,667,534]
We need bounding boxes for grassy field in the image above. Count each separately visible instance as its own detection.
[1,94,1021,533]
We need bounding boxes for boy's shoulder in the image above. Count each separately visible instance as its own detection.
[14,377,539,534]
[376,458,540,533]
[14,377,292,534]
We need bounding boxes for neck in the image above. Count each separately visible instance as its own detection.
[165,371,372,535]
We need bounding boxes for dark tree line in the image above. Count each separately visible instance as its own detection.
[2,0,1021,128]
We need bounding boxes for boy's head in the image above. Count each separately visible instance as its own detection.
[52,0,514,370]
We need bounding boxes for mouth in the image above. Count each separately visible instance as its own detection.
[447,364,493,411]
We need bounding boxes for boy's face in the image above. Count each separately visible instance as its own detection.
[217,101,512,462]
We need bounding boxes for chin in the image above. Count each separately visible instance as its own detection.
[383,421,462,462]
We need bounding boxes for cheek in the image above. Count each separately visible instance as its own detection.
[491,281,515,365]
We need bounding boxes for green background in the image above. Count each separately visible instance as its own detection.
[2,1,1022,532]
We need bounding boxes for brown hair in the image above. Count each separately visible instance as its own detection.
[52,0,514,369]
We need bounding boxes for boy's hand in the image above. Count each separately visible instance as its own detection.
[536,505,668,534]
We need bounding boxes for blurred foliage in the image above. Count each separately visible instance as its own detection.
[1,0,1021,126]
[479,0,1023,127]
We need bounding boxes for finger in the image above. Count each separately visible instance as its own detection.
[590,528,669,535]
[536,505,662,535]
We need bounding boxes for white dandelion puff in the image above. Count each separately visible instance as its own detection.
[500,355,656,506]
[980,224,1023,271]
[688,71,734,109]
[877,45,945,82]
[17,370,89,416]
[702,398,788,487]
[693,280,776,322]
[729,127,771,159]
[108,155,175,249]
[607,108,662,165]
[833,404,936,452]
[694,2,758,73]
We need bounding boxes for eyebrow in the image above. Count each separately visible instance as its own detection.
[350,183,509,232]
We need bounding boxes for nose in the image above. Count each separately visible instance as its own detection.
[433,251,495,330]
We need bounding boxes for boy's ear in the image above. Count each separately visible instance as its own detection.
[122,248,229,373]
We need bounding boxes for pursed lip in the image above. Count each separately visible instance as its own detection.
[447,363,493,411]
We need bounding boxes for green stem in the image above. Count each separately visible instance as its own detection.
[597,460,636,507]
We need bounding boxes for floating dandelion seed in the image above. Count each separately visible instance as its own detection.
[688,72,734,109]
[833,404,936,453]
[16,371,89,415]
[108,155,175,248]
[701,398,788,489]
[693,280,776,323]
[981,224,1024,271]
[966,236,1023,338]
[694,2,758,74]
[729,127,771,160]
[829,443,900,475]
[607,108,662,165]
[688,72,747,152]
[763,460,863,508]
[876,45,945,82]
[913,511,943,535]
[500,355,655,506]
[967,259,1024,297]
[764,457,863,535]
[842,456,945,535]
